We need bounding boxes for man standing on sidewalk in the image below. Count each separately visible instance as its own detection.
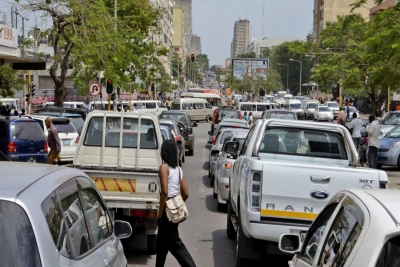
[45,117,61,164]
[367,114,380,168]
[349,112,363,149]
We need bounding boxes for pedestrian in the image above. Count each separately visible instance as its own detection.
[21,108,25,115]
[367,114,380,168]
[243,111,249,121]
[156,140,196,267]
[349,112,363,149]
[45,117,61,164]
[337,108,346,126]
[345,104,350,122]
[249,112,254,126]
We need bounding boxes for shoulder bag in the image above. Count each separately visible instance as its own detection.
[165,167,189,224]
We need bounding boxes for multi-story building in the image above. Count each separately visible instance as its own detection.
[191,34,201,56]
[174,0,192,53]
[370,0,399,16]
[172,6,186,56]
[231,19,250,58]
[249,37,305,57]
[313,0,375,43]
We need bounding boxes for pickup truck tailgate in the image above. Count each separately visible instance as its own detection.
[83,169,159,210]
[260,160,381,223]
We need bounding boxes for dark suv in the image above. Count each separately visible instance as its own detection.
[0,116,48,163]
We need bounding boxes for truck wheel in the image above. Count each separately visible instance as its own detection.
[235,218,249,266]
[211,174,215,186]
[179,158,182,167]
[147,234,157,255]
[182,154,185,163]
[206,115,211,122]
[217,201,226,212]
[188,149,194,156]
[227,198,236,240]
[213,178,218,198]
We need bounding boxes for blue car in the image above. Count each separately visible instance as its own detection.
[0,116,48,163]
[377,125,400,168]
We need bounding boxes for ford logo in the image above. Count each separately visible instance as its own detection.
[310,190,329,199]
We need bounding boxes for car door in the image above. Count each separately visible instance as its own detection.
[76,177,122,267]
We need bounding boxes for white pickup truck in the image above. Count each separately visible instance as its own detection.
[226,119,388,264]
[73,111,161,254]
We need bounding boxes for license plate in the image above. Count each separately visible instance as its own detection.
[62,140,70,146]
[27,157,36,163]
[300,231,307,242]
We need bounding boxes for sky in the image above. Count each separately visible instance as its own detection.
[192,0,314,66]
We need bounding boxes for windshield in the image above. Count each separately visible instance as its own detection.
[11,121,45,141]
[289,103,302,109]
[84,117,158,149]
[219,130,233,144]
[318,107,331,112]
[240,104,253,111]
[0,201,42,267]
[328,103,339,108]
[0,100,21,111]
[219,110,239,120]
[268,112,296,120]
[380,113,400,125]
[53,122,76,133]
[308,103,319,109]
[386,127,400,138]
[159,113,188,126]
[258,128,348,160]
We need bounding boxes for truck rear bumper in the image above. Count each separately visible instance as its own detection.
[246,220,310,243]
[104,196,159,210]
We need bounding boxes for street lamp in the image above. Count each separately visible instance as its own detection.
[290,59,303,96]
[277,63,289,91]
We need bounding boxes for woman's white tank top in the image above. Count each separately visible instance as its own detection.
[168,167,182,198]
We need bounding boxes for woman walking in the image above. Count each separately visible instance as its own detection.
[156,140,196,267]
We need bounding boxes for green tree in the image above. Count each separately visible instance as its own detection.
[0,64,26,97]
[237,52,256,58]
[195,54,210,71]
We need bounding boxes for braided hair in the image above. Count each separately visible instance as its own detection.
[161,139,178,168]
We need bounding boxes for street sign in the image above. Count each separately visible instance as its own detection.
[89,82,101,96]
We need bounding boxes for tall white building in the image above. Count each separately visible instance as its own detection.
[231,19,251,59]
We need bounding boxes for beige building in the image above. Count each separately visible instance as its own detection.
[191,34,201,56]
[313,0,375,43]
[172,7,186,56]
[174,0,192,52]
[231,19,251,59]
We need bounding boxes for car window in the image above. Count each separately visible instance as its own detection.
[79,187,113,246]
[146,102,156,109]
[57,179,92,257]
[380,113,400,125]
[69,117,85,135]
[182,103,192,110]
[319,107,331,112]
[240,104,253,111]
[54,122,76,133]
[159,113,188,127]
[205,103,213,109]
[258,127,348,160]
[257,104,268,111]
[42,192,70,258]
[193,103,204,109]
[171,103,181,110]
[375,236,400,267]
[34,119,45,131]
[218,110,239,120]
[11,121,45,141]
[268,112,296,120]
[219,130,233,144]
[0,121,7,138]
[318,197,364,267]
[160,129,168,141]
[301,202,340,264]
[0,200,42,267]
[239,125,256,155]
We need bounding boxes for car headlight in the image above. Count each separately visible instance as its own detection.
[389,141,400,148]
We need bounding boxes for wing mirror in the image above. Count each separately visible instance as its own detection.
[278,234,301,254]
[208,131,213,136]
[222,141,240,157]
[113,220,132,240]
[183,132,189,141]
[192,122,198,127]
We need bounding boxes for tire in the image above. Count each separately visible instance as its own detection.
[377,164,383,169]
[208,158,212,178]
[179,159,182,167]
[235,216,248,266]
[211,174,215,186]
[182,154,185,163]
[147,234,157,255]
[206,115,211,122]
[227,197,236,240]
[213,178,217,199]
[217,201,226,212]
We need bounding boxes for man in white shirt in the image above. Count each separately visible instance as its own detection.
[349,113,363,149]
[367,114,380,168]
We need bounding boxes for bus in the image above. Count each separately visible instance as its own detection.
[0,98,22,113]
[180,92,221,108]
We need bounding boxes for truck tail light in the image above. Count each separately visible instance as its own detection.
[75,135,80,144]
[7,141,17,153]
[224,162,231,169]
[129,210,157,218]
[213,110,218,123]
[212,136,216,144]
[250,172,262,212]
[238,111,242,119]
[44,141,49,153]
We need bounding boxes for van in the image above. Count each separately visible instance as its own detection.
[130,100,167,117]
[302,100,320,120]
[0,98,22,113]
[287,99,304,119]
[283,94,293,100]
[238,102,278,120]
[273,99,289,109]
[180,92,221,109]
[44,101,88,109]
[171,98,214,122]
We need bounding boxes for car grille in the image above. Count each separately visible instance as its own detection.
[378,149,389,153]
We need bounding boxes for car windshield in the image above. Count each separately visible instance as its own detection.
[328,103,339,107]
[219,130,233,144]
[258,128,348,160]
[319,107,331,112]
[68,117,85,135]
[347,107,357,112]
[0,201,42,267]
[289,103,302,109]
[268,112,296,120]
[380,113,400,125]
[386,127,400,138]
[308,103,319,109]
[219,110,239,120]
[11,121,45,141]
[159,113,188,126]
[160,122,177,135]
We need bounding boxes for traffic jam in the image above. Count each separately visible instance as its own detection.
[0,90,399,267]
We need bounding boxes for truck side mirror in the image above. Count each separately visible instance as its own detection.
[113,220,132,240]
[223,141,239,157]
[208,131,213,136]
[279,234,301,254]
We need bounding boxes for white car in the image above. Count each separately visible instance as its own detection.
[324,101,339,119]
[24,115,80,163]
[345,106,360,122]
[279,189,400,267]
[313,106,334,121]
[44,101,88,109]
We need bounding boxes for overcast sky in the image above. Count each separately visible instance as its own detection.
[192,0,313,66]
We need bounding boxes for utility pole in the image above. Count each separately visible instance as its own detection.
[113,0,117,111]
[388,86,391,112]
[339,77,343,108]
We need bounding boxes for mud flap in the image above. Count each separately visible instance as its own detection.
[237,221,263,260]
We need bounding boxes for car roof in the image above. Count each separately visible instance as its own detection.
[266,109,295,113]
[33,112,82,117]
[220,119,247,125]
[159,119,177,125]
[361,190,400,224]
[161,111,188,115]
[0,163,65,199]
[0,116,37,122]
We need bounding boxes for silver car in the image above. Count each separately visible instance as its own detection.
[0,162,132,267]
[213,130,248,211]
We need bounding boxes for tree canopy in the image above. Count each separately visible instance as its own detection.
[0,65,26,97]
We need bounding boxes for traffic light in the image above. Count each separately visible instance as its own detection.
[25,94,30,104]
[332,83,339,99]
[190,54,195,63]
[259,86,266,97]
[100,92,103,99]
[151,82,155,92]
[31,83,36,97]
[106,79,113,94]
